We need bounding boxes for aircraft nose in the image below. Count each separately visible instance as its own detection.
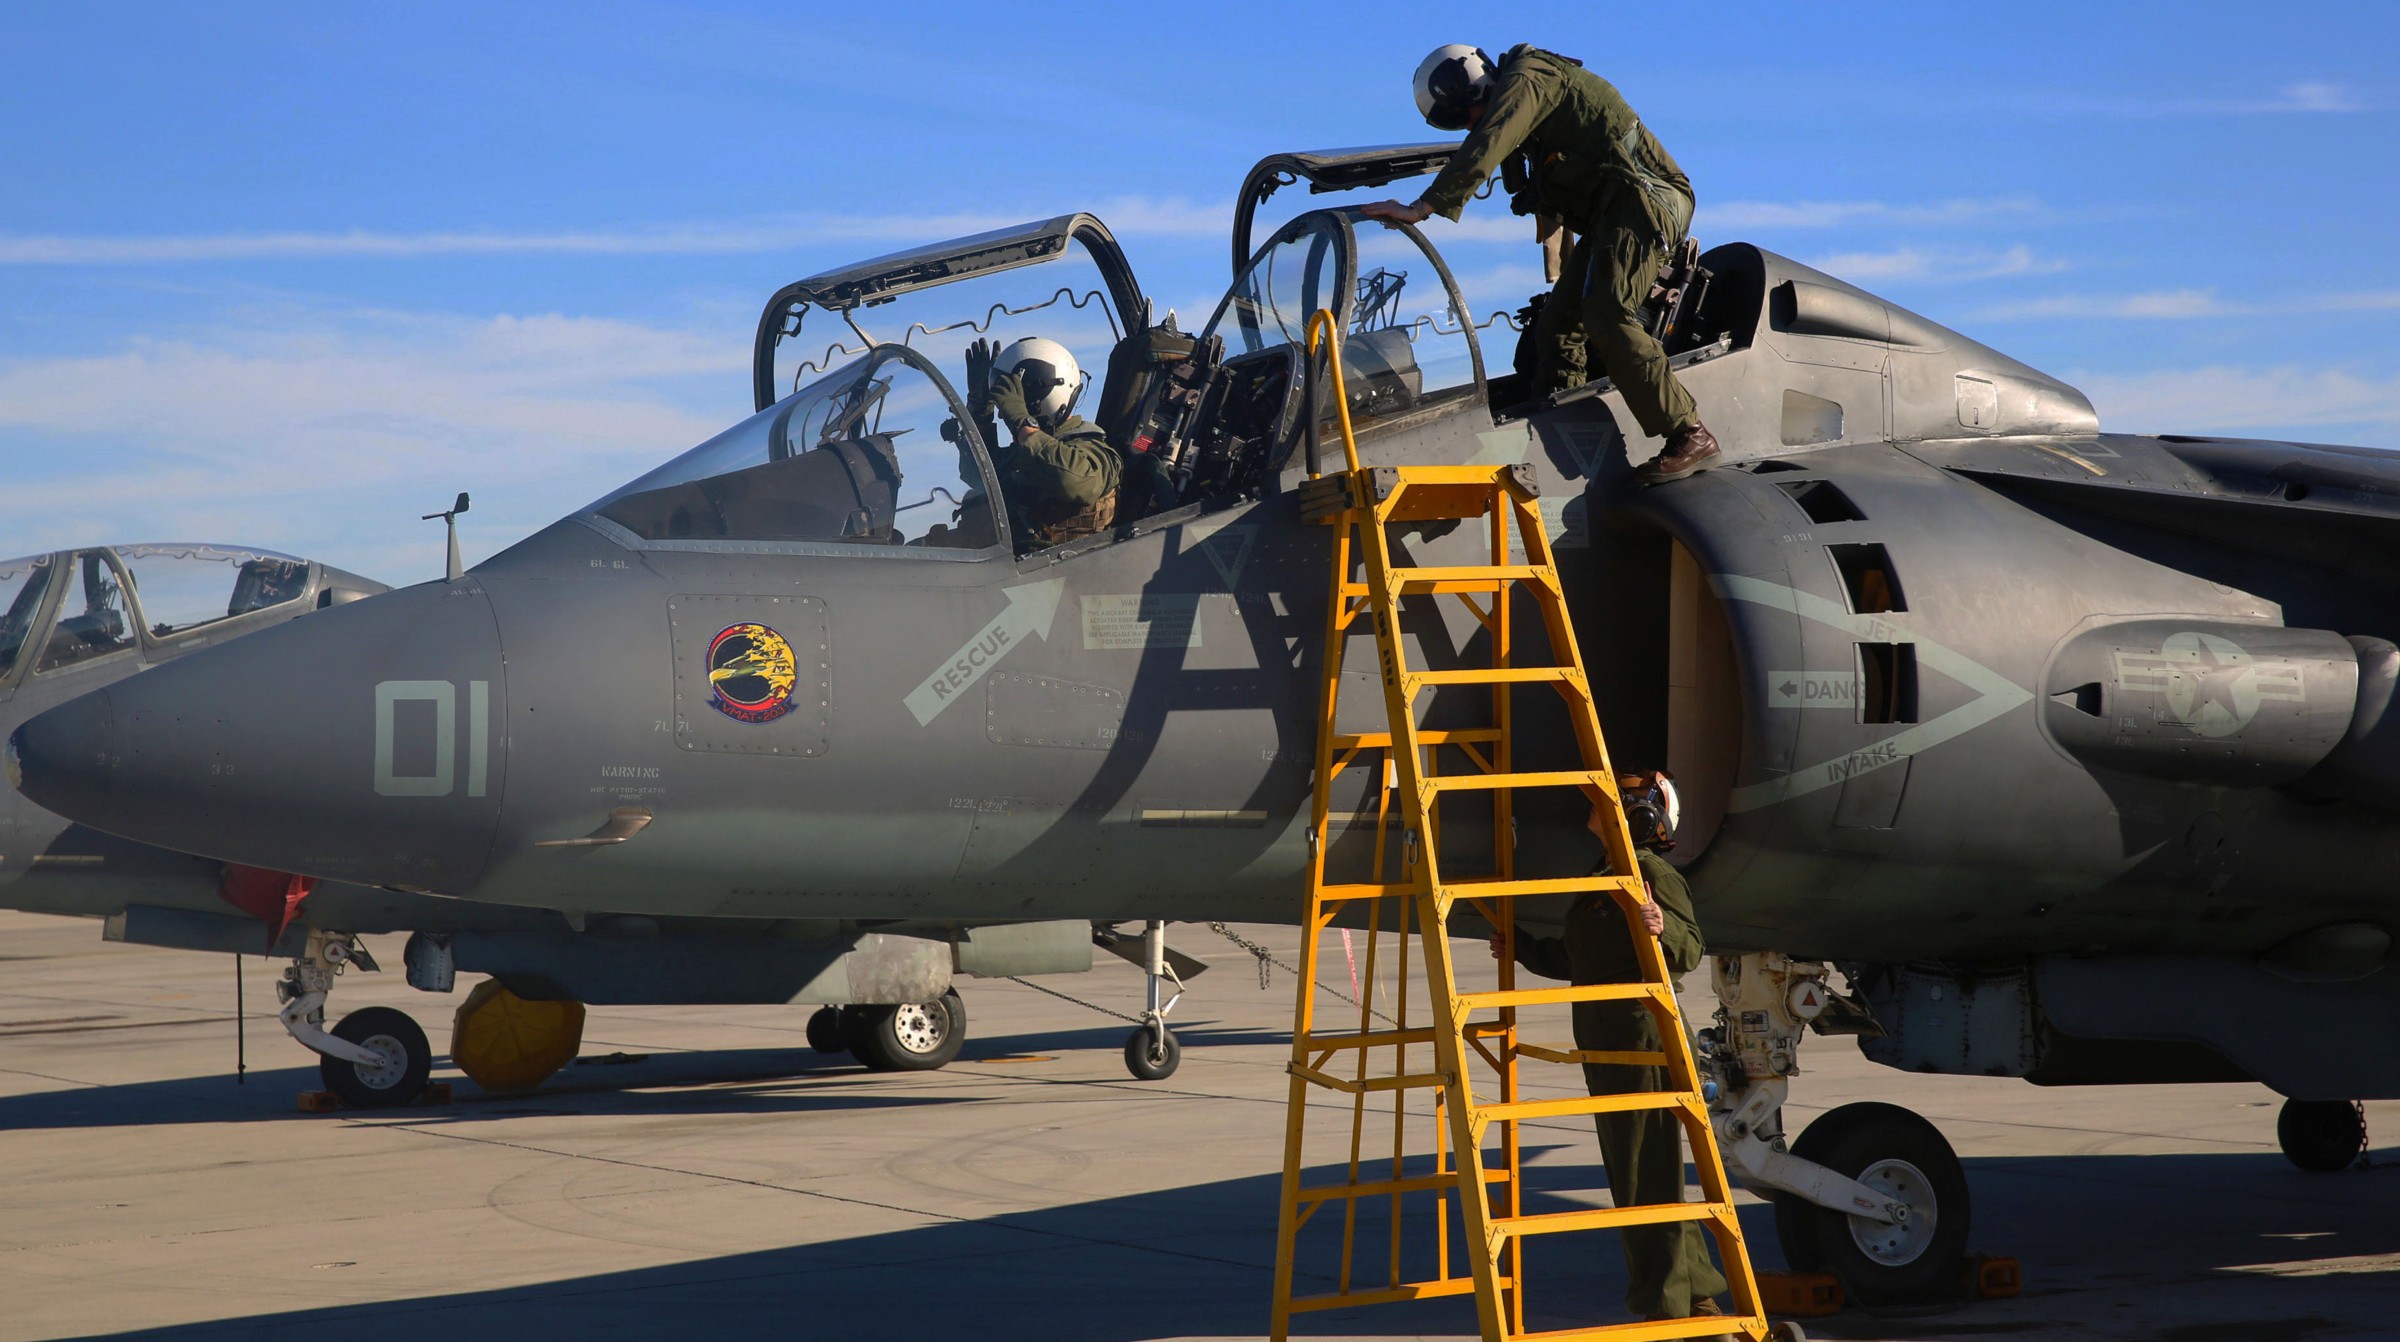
[8,580,508,893]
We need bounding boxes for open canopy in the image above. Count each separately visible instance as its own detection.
[753,213,1146,413]
[1231,143,1460,273]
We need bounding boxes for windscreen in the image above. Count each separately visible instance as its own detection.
[0,553,54,678]
[590,346,999,549]
[1204,214,1345,362]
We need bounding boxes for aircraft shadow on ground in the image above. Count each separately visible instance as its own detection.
[0,1047,979,1130]
[0,1021,1288,1132]
[56,1145,2400,1342]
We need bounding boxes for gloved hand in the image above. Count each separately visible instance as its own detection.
[989,368,1032,430]
[964,338,998,418]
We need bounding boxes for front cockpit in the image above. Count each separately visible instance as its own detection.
[590,345,999,553]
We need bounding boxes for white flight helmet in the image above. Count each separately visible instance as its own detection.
[1413,44,1495,131]
[992,337,1086,426]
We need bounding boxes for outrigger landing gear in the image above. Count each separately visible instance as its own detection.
[277,928,432,1108]
[1123,920,1183,1081]
[1704,952,1971,1303]
[2278,1098,2369,1173]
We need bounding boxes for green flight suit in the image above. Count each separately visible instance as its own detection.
[996,413,1121,549]
[1417,45,1700,437]
[1513,848,1727,1319]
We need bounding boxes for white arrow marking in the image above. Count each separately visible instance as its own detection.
[904,579,1065,727]
[1713,575,2034,812]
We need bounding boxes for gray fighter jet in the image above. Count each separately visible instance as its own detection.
[0,542,1122,1106]
[13,144,2397,1300]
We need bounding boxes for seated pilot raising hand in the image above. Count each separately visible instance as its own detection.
[983,337,1121,551]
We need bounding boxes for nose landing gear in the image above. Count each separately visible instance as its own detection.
[277,929,434,1108]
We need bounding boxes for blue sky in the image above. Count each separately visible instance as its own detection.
[1,1,2393,580]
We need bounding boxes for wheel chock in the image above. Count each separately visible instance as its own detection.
[1963,1254,2021,1299]
[1753,1271,1844,1317]
[297,1081,449,1113]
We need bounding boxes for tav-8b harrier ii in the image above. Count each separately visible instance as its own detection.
[13,144,2397,1300]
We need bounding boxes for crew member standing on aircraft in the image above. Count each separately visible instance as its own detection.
[1363,44,1719,481]
[965,336,1122,550]
[1493,771,1732,1333]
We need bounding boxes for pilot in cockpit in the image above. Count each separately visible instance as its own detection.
[962,336,1122,550]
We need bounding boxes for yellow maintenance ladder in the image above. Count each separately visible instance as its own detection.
[1268,312,1768,1341]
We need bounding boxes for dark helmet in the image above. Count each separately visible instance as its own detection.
[1412,44,1496,131]
[1619,770,1681,853]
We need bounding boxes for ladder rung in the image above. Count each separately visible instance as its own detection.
[1493,1200,1729,1239]
[1292,1168,1505,1205]
[1515,1042,1668,1067]
[1310,882,1419,904]
[1457,982,1668,1011]
[1388,564,1548,593]
[1473,1090,1699,1124]
[1424,769,1606,794]
[1332,727,1504,749]
[1510,1315,1764,1341]
[1297,1026,1439,1052]
[1405,666,1581,687]
[1282,1276,1494,1312]
[1289,1063,1448,1095]
[1449,874,1644,899]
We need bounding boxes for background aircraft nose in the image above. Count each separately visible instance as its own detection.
[8,580,508,894]
[7,688,116,820]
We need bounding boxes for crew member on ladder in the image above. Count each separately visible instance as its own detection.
[1491,771,1733,1333]
[1363,43,1720,482]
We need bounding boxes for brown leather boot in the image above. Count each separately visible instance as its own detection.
[1642,422,1720,481]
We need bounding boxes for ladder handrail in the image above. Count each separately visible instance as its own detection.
[1304,309,1364,476]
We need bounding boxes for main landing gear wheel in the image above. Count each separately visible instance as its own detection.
[318,1007,432,1109]
[806,1006,847,1054]
[2277,1099,2367,1172]
[1777,1102,1970,1303]
[848,991,966,1072]
[1123,1023,1181,1080]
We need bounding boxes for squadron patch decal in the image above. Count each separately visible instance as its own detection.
[705,622,799,724]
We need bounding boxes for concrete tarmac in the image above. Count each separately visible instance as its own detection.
[1,909,2394,1341]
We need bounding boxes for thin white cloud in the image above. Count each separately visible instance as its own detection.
[1808,244,2066,284]
[0,309,747,574]
[1980,288,2400,321]
[2081,366,2400,437]
[1697,196,2045,231]
[2045,81,2374,117]
[0,197,1228,266]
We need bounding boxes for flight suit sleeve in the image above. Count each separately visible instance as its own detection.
[1638,851,1705,976]
[1010,427,1119,507]
[1511,922,1576,982]
[1416,62,1565,221]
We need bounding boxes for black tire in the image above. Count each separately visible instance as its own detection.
[318,1007,432,1109]
[1790,1102,1970,1303]
[1772,1110,1825,1272]
[805,1006,846,1054]
[2277,1099,2367,1173]
[1124,1024,1180,1080]
[847,991,965,1072]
